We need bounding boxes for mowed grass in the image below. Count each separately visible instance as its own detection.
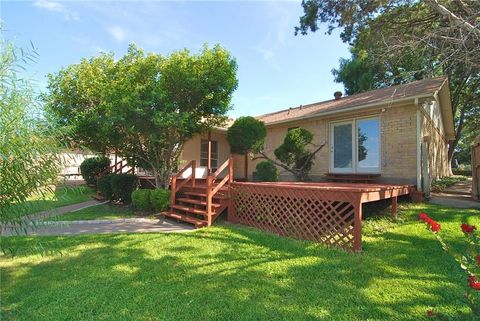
[46,204,136,221]
[13,185,95,217]
[1,203,479,321]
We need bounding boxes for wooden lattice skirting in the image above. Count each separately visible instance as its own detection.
[228,182,407,252]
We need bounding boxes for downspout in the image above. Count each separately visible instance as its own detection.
[415,98,423,191]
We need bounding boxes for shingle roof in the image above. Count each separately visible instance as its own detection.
[256,77,447,125]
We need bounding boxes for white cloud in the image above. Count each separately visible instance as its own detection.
[253,2,297,71]
[107,26,127,43]
[33,0,79,21]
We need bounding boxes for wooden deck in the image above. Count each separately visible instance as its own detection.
[161,157,414,252]
[228,181,413,252]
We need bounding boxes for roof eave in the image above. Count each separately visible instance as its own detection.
[262,93,436,127]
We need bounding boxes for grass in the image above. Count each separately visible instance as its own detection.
[46,204,136,221]
[13,185,95,217]
[1,203,480,320]
[431,175,468,192]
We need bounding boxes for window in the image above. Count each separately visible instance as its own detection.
[200,140,218,170]
[330,118,380,173]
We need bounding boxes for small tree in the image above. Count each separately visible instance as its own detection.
[1,39,62,231]
[269,128,325,181]
[227,118,325,181]
[47,44,238,188]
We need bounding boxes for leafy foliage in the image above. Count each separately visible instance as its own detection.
[297,0,480,168]
[46,44,238,188]
[431,175,468,193]
[0,37,62,231]
[150,189,171,212]
[79,156,110,186]
[255,161,279,182]
[110,174,138,204]
[272,128,320,180]
[227,116,267,154]
[131,189,152,211]
[97,174,113,201]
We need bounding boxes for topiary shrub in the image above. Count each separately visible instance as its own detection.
[80,156,110,186]
[110,174,138,204]
[150,189,171,212]
[97,174,113,201]
[256,161,279,182]
[132,189,152,211]
[227,116,267,154]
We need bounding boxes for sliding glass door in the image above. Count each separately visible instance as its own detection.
[330,118,380,174]
[331,121,354,173]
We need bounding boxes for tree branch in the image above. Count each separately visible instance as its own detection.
[424,0,480,38]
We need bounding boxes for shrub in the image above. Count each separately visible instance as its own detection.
[80,156,110,186]
[227,116,267,154]
[132,189,152,211]
[256,161,279,182]
[97,174,113,200]
[150,189,171,212]
[110,174,138,203]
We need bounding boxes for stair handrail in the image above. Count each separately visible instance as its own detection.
[170,160,196,209]
[206,157,233,226]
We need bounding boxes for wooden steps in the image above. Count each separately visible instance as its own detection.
[176,198,221,208]
[162,157,233,228]
[161,212,208,228]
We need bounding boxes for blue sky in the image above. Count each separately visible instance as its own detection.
[2,0,350,118]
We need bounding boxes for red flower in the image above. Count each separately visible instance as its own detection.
[430,221,441,232]
[461,223,476,234]
[469,275,480,290]
[426,310,434,317]
[418,212,429,222]
[418,212,441,233]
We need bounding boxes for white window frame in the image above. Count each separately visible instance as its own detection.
[329,117,381,174]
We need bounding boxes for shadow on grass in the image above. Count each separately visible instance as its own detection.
[1,220,475,321]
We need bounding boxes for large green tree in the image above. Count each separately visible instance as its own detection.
[1,39,62,231]
[297,0,480,168]
[47,44,238,188]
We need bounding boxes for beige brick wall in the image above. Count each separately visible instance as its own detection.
[181,130,230,170]
[421,110,450,182]
[247,103,419,184]
[178,101,451,187]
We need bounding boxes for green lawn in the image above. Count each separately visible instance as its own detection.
[1,203,479,320]
[14,185,95,217]
[46,204,136,221]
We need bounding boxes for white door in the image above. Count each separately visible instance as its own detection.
[330,121,354,173]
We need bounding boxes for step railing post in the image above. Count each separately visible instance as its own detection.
[170,176,177,209]
[206,175,213,226]
[192,160,196,188]
[228,156,234,184]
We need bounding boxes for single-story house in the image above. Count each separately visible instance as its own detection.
[179,76,455,192]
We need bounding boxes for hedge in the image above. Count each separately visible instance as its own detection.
[132,189,152,211]
[80,156,110,186]
[255,161,279,182]
[150,189,171,212]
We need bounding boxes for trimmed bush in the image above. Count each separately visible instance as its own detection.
[80,156,110,186]
[132,189,152,211]
[256,161,279,182]
[110,174,138,203]
[97,174,113,200]
[150,189,171,212]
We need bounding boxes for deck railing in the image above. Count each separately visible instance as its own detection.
[170,160,196,208]
[206,157,233,226]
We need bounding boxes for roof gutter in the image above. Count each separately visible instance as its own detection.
[263,93,436,127]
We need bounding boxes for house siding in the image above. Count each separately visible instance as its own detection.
[248,103,419,185]
[421,102,450,183]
